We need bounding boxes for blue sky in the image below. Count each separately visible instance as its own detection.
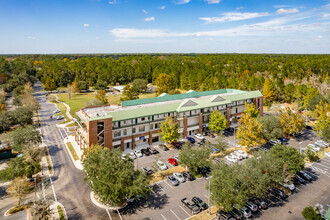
[0,0,329,54]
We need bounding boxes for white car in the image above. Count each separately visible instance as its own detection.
[280,180,296,191]
[194,133,205,140]
[134,150,143,157]
[225,155,238,163]
[129,152,136,159]
[236,150,248,159]
[325,152,330,158]
[56,115,64,120]
[307,144,320,152]
[157,161,168,171]
[174,155,179,162]
[173,172,186,183]
[230,152,243,160]
[53,109,60,114]
[121,153,127,160]
[315,140,329,148]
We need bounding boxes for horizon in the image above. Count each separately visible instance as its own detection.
[1,0,330,54]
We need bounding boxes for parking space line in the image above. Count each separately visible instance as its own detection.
[106,208,112,220]
[117,209,123,220]
[151,189,157,196]
[160,214,167,220]
[204,195,209,199]
[163,180,174,189]
[313,163,329,169]
[180,205,191,217]
[311,166,330,178]
[170,209,182,220]
[155,183,165,192]
[320,159,330,166]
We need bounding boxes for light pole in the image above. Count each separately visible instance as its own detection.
[207,176,212,215]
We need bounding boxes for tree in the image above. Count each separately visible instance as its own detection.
[302,206,322,220]
[178,144,211,175]
[19,84,40,112]
[77,81,88,91]
[9,125,42,152]
[314,101,330,136]
[263,79,276,104]
[30,199,52,220]
[279,107,305,137]
[215,134,228,152]
[132,78,148,93]
[7,177,32,206]
[236,113,266,151]
[321,125,330,142]
[120,85,139,101]
[258,115,283,141]
[95,90,108,104]
[94,80,108,90]
[268,144,304,175]
[159,116,179,143]
[208,110,227,133]
[307,94,327,111]
[155,73,175,95]
[44,78,56,91]
[283,83,296,103]
[305,146,319,162]
[244,102,259,118]
[303,87,319,109]
[82,147,151,206]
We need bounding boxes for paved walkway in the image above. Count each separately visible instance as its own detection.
[66,135,84,170]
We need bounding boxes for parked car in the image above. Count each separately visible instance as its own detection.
[181,198,201,214]
[268,188,286,199]
[270,139,282,145]
[245,200,258,212]
[172,142,182,149]
[228,207,243,220]
[295,174,307,184]
[279,180,295,191]
[277,137,288,142]
[142,167,154,175]
[121,153,127,160]
[305,125,313,130]
[53,109,60,114]
[56,115,64,120]
[159,144,169,151]
[216,210,235,220]
[147,147,159,154]
[238,206,252,218]
[192,197,208,210]
[249,198,268,210]
[141,148,151,156]
[194,133,205,140]
[235,150,248,159]
[134,150,143,157]
[186,137,196,144]
[315,140,328,148]
[307,144,320,152]
[174,155,179,161]
[168,158,178,166]
[128,152,136,159]
[157,161,168,170]
[225,155,238,163]
[231,152,244,160]
[173,172,186,183]
[167,176,179,186]
[297,171,313,182]
[181,171,195,181]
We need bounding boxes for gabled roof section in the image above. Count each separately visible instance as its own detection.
[179,99,198,108]
[158,93,168,97]
[121,88,249,107]
[211,95,226,102]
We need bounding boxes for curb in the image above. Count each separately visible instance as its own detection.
[63,141,83,170]
[90,192,127,211]
[56,201,68,220]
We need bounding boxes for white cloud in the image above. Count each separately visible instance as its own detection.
[273,5,291,9]
[83,24,89,27]
[236,6,243,10]
[200,12,269,23]
[108,0,116,5]
[159,5,166,10]
[144,17,155,22]
[26,36,36,40]
[142,9,148,14]
[323,13,330,18]
[175,0,191,5]
[205,0,221,4]
[277,8,299,14]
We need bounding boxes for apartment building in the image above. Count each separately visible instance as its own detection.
[75,89,263,151]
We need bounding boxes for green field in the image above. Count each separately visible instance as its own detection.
[57,92,156,118]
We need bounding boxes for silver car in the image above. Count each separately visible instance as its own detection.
[168,175,179,186]
[173,172,186,183]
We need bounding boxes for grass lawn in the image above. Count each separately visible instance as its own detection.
[66,142,79,161]
[150,166,186,184]
[189,206,218,220]
[57,92,156,118]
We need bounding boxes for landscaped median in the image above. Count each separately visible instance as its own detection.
[188,206,218,220]
[150,165,187,184]
[66,142,79,161]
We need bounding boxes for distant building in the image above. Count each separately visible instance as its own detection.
[112,86,125,94]
[75,89,263,151]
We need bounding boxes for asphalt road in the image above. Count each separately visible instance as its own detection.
[34,84,118,220]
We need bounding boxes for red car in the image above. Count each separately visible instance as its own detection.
[168,158,178,166]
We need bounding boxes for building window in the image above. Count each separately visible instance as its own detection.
[123,129,127,135]
[132,128,136,133]
[236,108,238,113]
[164,114,166,117]
[150,124,154,130]
[114,131,121,137]
[139,126,145,132]
[141,117,145,121]
[123,120,127,125]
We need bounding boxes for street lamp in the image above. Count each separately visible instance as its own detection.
[207,176,212,215]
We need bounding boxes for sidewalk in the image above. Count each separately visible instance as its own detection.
[65,135,84,170]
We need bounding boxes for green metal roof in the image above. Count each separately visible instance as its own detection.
[121,89,247,107]
[88,90,263,122]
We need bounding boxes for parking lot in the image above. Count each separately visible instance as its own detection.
[120,176,209,220]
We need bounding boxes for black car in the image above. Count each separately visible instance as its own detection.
[181,171,195,181]
[159,144,169,151]
[268,188,286,199]
[228,207,243,220]
[216,210,235,220]
[305,125,313,130]
[295,174,307,184]
[198,167,211,177]
[249,198,268,210]
[297,171,313,182]
[141,148,151,156]
[192,197,208,210]
[181,198,201,214]
[147,147,159,154]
